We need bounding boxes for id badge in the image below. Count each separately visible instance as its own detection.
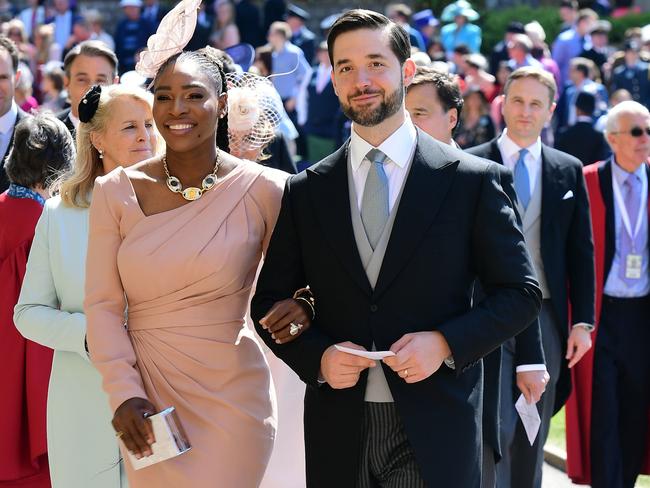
[625,254,643,279]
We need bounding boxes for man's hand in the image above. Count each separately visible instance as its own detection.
[320,342,376,389]
[566,327,592,368]
[383,331,451,384]
[516,370,550,404]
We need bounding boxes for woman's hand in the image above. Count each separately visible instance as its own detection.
[259,298,312,344]
[112,397,157,458]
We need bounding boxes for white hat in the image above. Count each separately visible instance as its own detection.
[120,0,143,7]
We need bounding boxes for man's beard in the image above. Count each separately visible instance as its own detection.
[341,85,404,127]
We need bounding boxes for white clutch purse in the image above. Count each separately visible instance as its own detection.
[125,407,191,470]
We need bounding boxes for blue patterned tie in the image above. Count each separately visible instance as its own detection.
[361,149,389,249]
[514,148,531,210]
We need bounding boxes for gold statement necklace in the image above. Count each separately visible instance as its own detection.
[163,152,221,201]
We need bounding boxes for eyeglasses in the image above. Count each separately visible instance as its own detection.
[609,126,650,137]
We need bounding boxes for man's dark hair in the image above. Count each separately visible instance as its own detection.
[0,36,20,73]
[575,91,596,116]
[63,40,118,78]
[5,113,75,189]
[560,0,578,10]
[408,66,464,131]
[452,44,471,56]
[327,9,411,67]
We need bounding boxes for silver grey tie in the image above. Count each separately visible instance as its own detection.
[360,149,389,249]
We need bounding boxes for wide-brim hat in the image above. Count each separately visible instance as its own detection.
[286,4,310,21]
[441,1,480,23]
[413,9,440,28]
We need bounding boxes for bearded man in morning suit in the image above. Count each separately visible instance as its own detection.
[252,10,541,488]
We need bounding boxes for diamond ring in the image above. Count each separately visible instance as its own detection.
[289,322,303,336]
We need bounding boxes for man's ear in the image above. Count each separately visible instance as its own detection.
[64,74,70,89]
[447,108,458,133]
[403,58,416,87]
[14,69,21,86]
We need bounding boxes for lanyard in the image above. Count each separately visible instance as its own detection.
[612,168,647,249]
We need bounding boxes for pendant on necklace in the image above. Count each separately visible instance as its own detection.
[181,187,203,201]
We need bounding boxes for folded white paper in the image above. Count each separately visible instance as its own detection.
[515,394,541,446]
[334,345,396,360]
[125,407,191,470]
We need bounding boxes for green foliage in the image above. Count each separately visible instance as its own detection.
[608,13,650,44]
[480,6,562,55]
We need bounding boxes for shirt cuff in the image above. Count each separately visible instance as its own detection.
[516,364,547,373]
[572,322,595,332]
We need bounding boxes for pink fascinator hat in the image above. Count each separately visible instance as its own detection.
[136,0,202,78]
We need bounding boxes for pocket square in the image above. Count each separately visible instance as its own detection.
[562,190,574,200]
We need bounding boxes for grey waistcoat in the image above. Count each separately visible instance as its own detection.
[347,154,411,402]
[517,173,551,299]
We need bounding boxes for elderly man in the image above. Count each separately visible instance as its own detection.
[567,100,650,488]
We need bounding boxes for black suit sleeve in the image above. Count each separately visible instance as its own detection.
[566,162,596,325]
[496,166,546,367]
[251,177,334,388]
[438,163,542,372]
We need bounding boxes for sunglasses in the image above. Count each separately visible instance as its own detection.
[610,126,650,137]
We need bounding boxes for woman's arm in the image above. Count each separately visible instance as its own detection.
[14,203,89,360]
[84,178,148,413]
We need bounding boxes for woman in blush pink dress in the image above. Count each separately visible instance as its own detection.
[84,43,311,487]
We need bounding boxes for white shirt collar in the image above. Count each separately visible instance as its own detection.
[498,128,542,164]
[0,101,18,135]
[69,112,80,130]
[350,114,417,171]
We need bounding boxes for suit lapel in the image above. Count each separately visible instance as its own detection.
[488,139,504,165]
[540,145,567,233]
[598,158,615,277]
[373,131,460,299]
[308,142,372,295]
[1,109,24,163]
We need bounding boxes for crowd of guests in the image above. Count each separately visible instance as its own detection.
[0,1,649,488]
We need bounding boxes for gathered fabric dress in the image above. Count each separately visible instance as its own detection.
[85,161,286,487]
[0,186,51,487]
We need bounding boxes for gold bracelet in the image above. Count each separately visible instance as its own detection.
[294,296,315,320]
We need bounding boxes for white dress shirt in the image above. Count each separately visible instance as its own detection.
[69,112,80,131]
[0,101,18,160]
[349,115,417,212]
[497,129,542,195]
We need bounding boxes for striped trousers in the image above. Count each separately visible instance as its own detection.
[356,402,426,488]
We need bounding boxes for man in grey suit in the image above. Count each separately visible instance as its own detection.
[469,67,595,488]
[406,66,548,488]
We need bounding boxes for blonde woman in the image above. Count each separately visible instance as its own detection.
[14,84,160,488]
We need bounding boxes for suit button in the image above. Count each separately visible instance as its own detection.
[370,304,378,313]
